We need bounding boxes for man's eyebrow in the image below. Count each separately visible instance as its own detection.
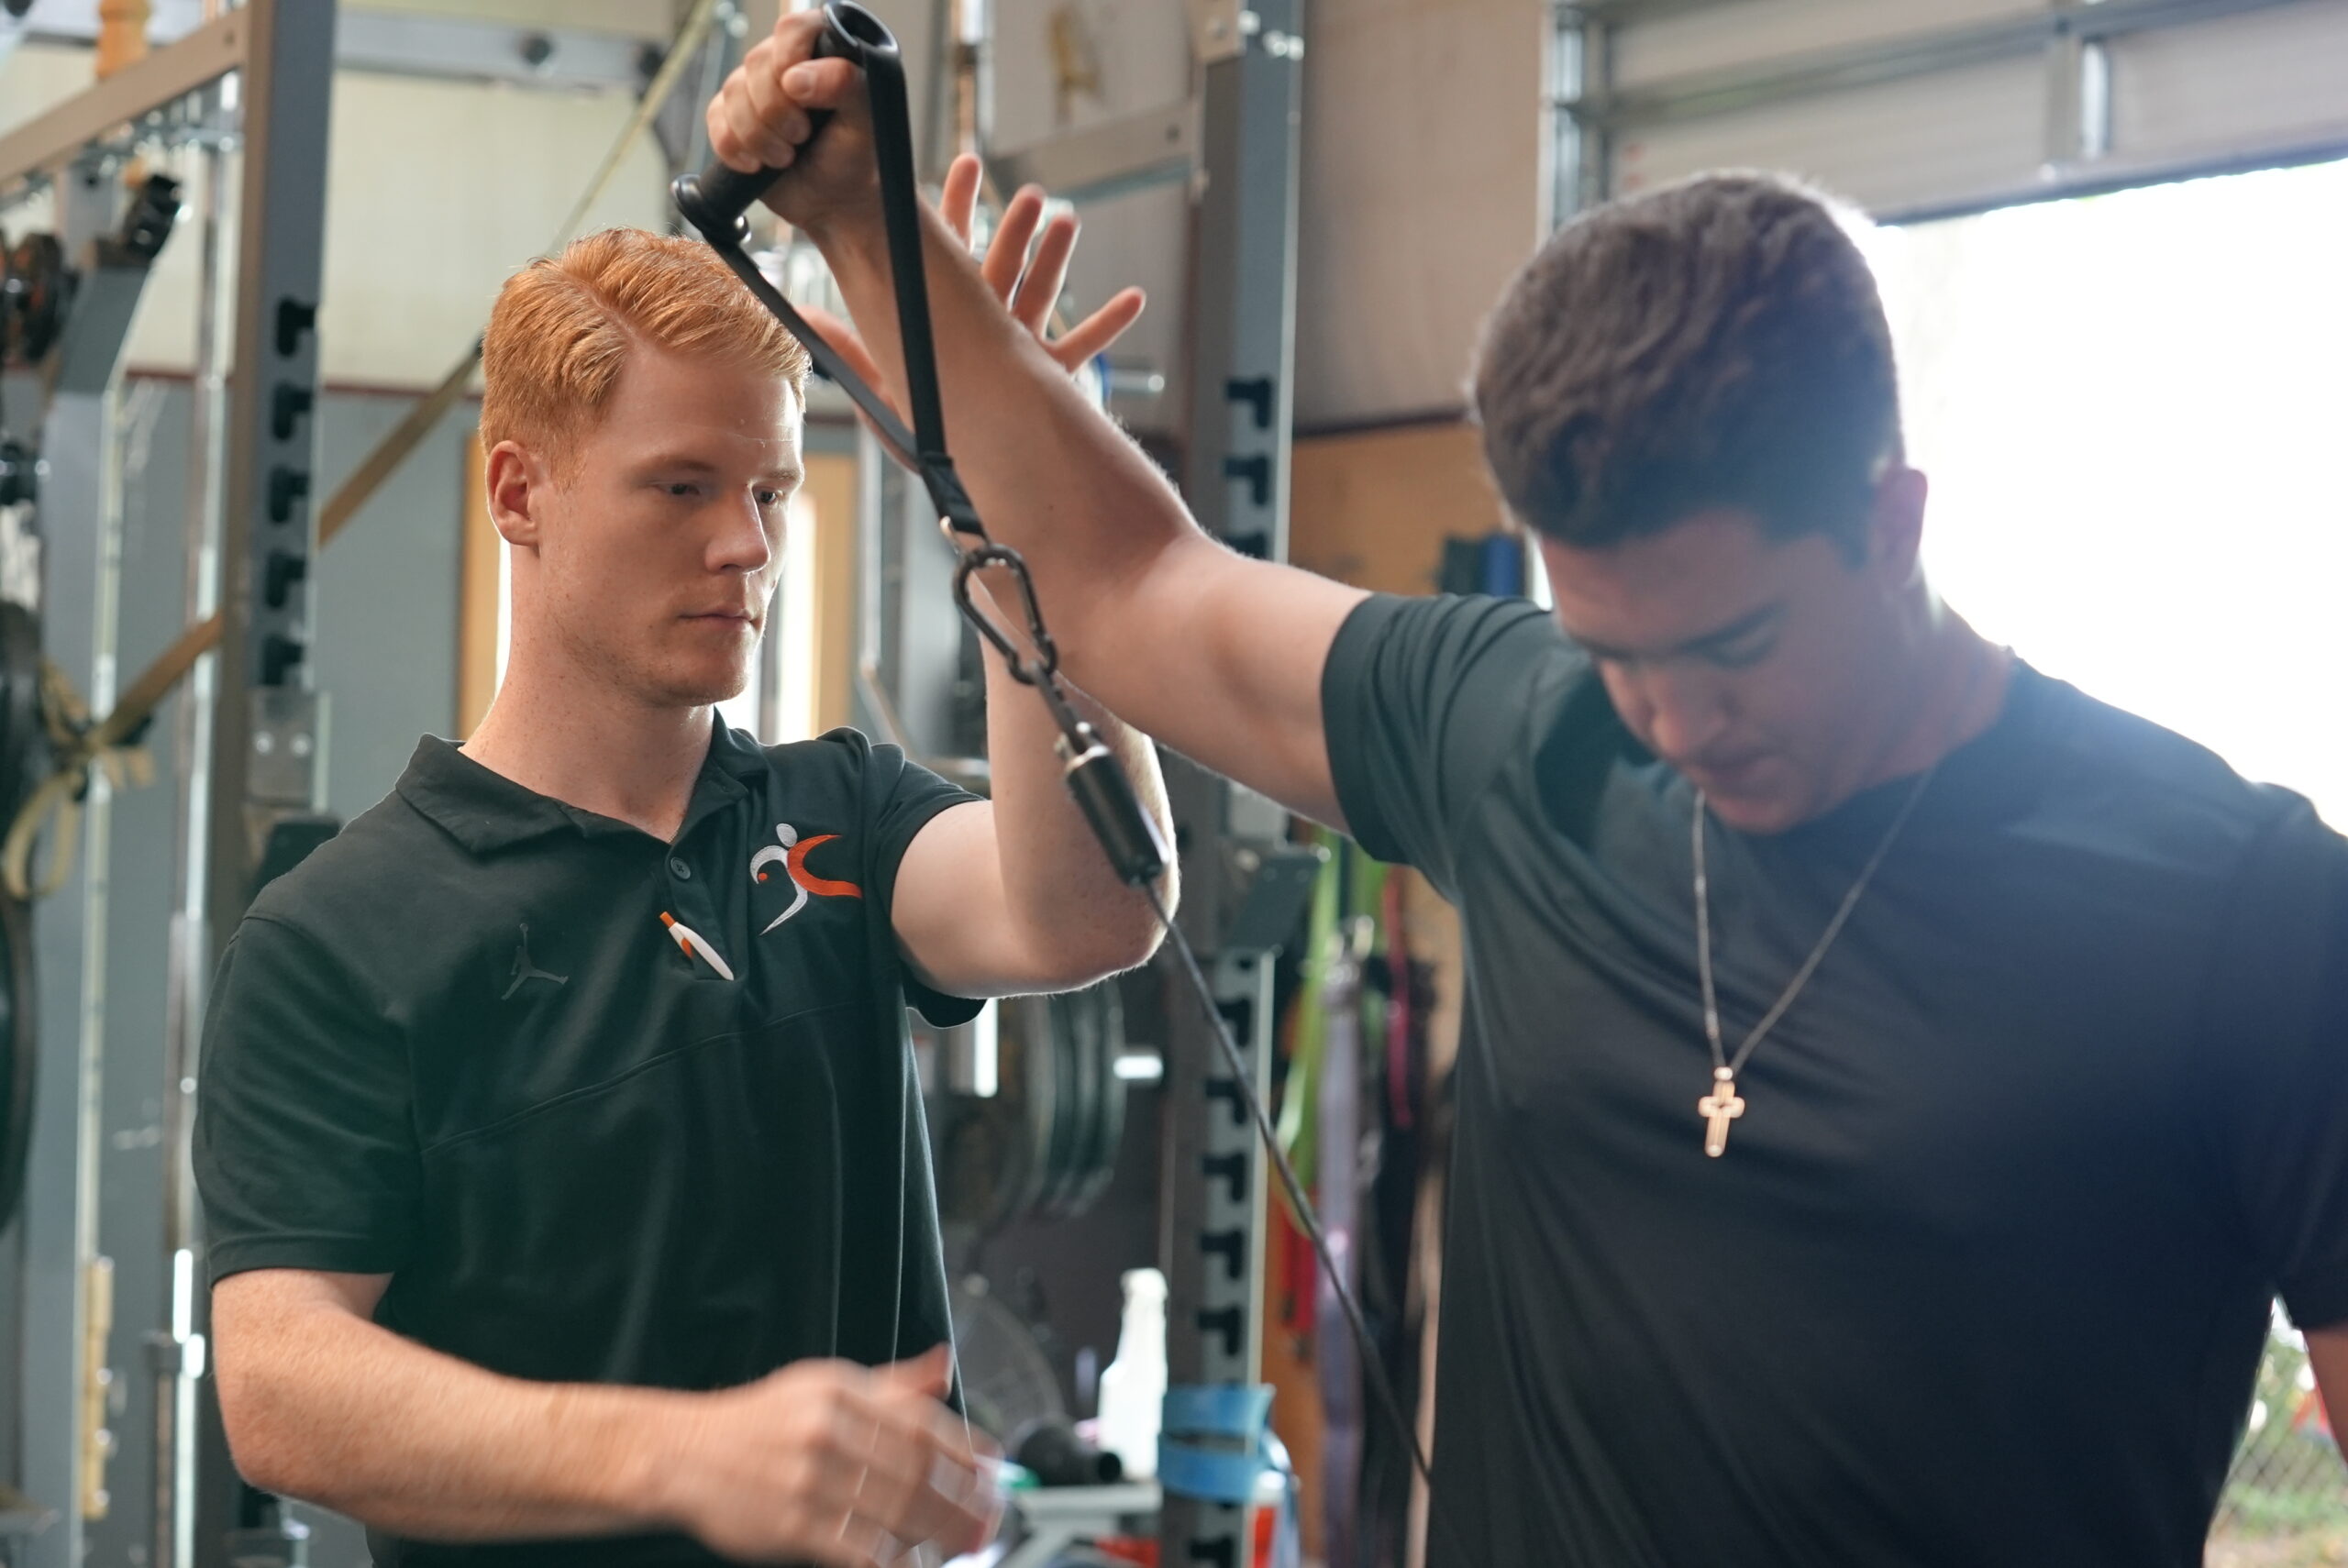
[628,453,804,486]
[1574,603,1785,664]
[631,452,721,474]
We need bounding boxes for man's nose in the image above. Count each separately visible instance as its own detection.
[710,491,775,575]
[1639,666,1733,764]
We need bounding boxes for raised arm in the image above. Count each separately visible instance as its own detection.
[213,1268,991,1567]
[707,17,1368,827]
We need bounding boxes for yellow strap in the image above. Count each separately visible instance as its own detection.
[0,0,725,903]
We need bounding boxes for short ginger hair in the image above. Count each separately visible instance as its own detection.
[480,227,812,466]
[1473,171,1902,557]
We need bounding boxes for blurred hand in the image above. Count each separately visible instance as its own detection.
[660,1346,1001,1568]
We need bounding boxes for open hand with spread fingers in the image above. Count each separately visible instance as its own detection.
[792,151,1146,407]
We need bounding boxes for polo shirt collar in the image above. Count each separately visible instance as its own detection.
[398,723,766,856]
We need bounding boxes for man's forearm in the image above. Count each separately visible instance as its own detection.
[977,622,1172,977]
[225,1305,681,1540]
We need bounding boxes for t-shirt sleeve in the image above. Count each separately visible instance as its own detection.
[194,913,421,1286]
[2201,799,2348,1331]
[857,736,987,1028]
[1321,592,1561,898]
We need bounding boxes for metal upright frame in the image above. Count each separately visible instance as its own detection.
[194,6,340,1564]
[12,155,162,1568]
[0,6,335,1564]
[1157,0,1307,1559]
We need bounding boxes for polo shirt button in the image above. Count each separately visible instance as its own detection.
[669,856,692,880]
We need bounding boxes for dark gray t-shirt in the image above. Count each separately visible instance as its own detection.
[1323,592,2348,1568]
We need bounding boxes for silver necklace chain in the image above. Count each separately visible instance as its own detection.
[1693,763,1939,1085]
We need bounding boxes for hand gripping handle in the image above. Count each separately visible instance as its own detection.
[670,2,897,243]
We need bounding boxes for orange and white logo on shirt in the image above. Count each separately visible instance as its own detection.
[751,823,863,933]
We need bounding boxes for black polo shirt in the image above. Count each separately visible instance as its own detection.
[1324,592,2348,1568]
[195,723,980,1566]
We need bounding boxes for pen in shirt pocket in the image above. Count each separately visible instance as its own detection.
[659,911,736,981]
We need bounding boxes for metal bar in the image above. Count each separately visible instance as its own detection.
[1157,923,1277,1568]
[984,101,1199,206]
[1577,0,1754,19]
[152,85,234,1568]
[0,9,243,195]
[1577,0,2328,130]
[196,5,336,1557]
[17,6,665,94]
[1159,0,1304,1561]
[331,11,658,91]
[1548,5,1611,226]
[17,160,157,1568]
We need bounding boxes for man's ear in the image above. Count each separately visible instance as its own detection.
[485,439,552,548]
[1866,463,1929,583]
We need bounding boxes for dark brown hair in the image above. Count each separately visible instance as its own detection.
[1472,171,1901,556]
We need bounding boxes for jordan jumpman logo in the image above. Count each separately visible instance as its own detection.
[502,922,569,999]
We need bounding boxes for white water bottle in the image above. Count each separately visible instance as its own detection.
[1095,1266,1168,1481]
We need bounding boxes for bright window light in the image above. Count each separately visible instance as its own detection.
[1862,159,2348,826]
[769,487,822,745]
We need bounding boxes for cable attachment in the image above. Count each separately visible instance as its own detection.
[948,535,1167,889]
[950,539,1057,688]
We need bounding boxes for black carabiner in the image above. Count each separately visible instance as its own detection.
[952,542,1058,689]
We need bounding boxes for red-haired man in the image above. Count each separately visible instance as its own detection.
[196,224,1158,1568]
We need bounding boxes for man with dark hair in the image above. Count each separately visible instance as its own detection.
[712,30,2348,1565]
[1477,171,1901,562]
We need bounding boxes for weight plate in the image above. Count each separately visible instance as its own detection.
[936,986,1131,1232]
[1059,983,1127,1219]
[0,892,34,1228]
[0,602,44,827]
[0,602,39,1226]
[936,998,1053,1235]
[1046,986,1101,1220]
[4,234,66,366]
[1040,988,1085,1216]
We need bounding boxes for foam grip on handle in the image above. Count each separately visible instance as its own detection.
[1065,743,1170,889]
[675,163,778,242]
[671,3,894,242]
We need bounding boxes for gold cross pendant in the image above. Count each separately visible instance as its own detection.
[1699,1068,1745,1158]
